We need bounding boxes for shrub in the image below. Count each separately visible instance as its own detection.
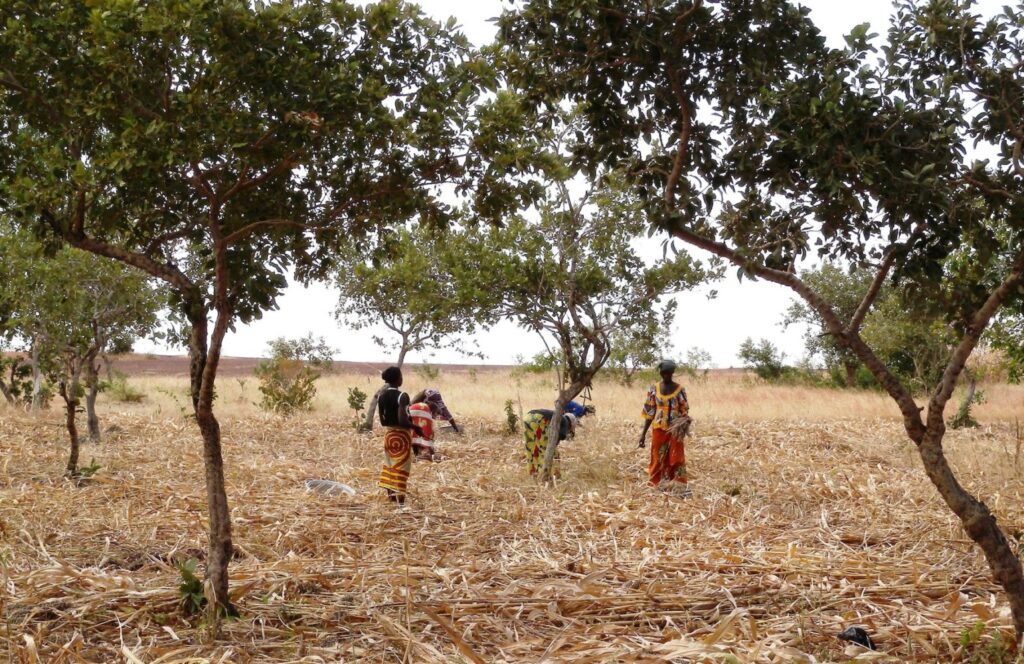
[504,399,519,435]
[738,337,788,381]
[414,361,440,381]
[255,334,333,415]
[106,370,146,403]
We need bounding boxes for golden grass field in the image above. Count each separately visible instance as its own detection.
[1,368,1023,662]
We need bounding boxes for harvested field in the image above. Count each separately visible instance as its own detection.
[1,375,1023,662]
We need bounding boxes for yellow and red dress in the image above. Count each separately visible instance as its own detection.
[641,383,689,487]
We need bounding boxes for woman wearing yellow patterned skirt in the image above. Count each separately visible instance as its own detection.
[376,366,422,505]
[523,408,578,478]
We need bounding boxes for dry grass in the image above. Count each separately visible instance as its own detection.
[1,372,1023,662]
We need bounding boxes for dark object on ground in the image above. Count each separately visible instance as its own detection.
[837,626,876,650]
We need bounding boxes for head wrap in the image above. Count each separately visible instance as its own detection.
[657,359,678,374]
[564,413,579,435]
[381,366,402,384]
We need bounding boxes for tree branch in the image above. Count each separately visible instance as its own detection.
[847,251,897,334]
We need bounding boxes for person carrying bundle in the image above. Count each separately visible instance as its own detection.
[638,360,692,496]
[377,366,424,505]
[523,400,594,478]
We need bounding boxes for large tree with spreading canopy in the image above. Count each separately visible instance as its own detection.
[498,0,1024,633]
[0,0,508,611]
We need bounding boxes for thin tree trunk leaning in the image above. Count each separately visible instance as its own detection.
[84,354,101,442]
[30,341,43,412]
[951,369,978,428]
[668,225,1024,635]
[60,369,82,478]
[540,379,590,483]
[361,385,385,432]
[0,378,13,406]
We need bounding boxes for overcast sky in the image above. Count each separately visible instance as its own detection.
[137,0,1006,368]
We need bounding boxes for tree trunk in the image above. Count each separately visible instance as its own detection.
[0,378,13,406]
[540,378,590,482]
[843,360,858,388]
[84,355,101,442]
[361,385,385,432]
[951,369,978,428]
[396,346,408,368]
[61,370,81,478]
[30,341,43,412]
[539,396,566,484]
[186,297,235,615]
[917,424,1024,633]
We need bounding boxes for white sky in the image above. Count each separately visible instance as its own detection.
[137,0,1006,368]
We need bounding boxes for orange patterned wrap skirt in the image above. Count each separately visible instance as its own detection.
[648,428,687,486]
[379,427,413,494]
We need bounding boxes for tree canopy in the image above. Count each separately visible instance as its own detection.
[497,0,1024,633]
[0,0,502,610]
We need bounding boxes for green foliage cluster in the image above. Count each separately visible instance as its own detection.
[256,335,333,416]
[503,400,519,435]
[414,362,441,381]
[177,558,206,616]
[738,338,789,382]
[105,370,146,404]
[0,356,32,406]
[959,621,1018,664]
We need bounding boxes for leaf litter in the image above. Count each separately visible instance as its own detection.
[0,409,1022,662]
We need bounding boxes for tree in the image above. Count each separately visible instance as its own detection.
[0,229,160,474]
[474,171,708,481]
[737,337,787,381]
[497,0,1024,633]
[0,0,496,611]
[333,225,494,430]
[785,264,955,390]
[783,265,874,386]
[606,310,675,387]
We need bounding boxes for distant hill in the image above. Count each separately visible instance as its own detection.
[106,353,514,377]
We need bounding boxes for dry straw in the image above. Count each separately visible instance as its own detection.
[1,373,1023,662]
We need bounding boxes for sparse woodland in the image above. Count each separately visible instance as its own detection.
[1,0,1023,661]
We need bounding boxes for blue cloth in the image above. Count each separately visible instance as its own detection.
[563,401,586,418]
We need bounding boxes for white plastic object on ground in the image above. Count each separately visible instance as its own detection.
[304,479,357,496]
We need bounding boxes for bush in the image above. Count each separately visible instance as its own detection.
[255,335,333,416]
[414,361,440,381]
[106,370,146,403]
[504,399,519,435]
[738,337,788,381]
[0,356,33,405]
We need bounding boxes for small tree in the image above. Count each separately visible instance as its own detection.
[255,335,334,415]
[0,229,160,474]
[0,0,497,611]
[737,338,788,382]
[476,169,708,481]
[606,309,675,386]
[334,225,491,429]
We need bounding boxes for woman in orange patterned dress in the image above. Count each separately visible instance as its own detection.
[637,360,691,496]
[376,367,424,505]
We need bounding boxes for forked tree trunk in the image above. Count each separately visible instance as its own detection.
[84,355,101,441]
[187,300,235,615]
